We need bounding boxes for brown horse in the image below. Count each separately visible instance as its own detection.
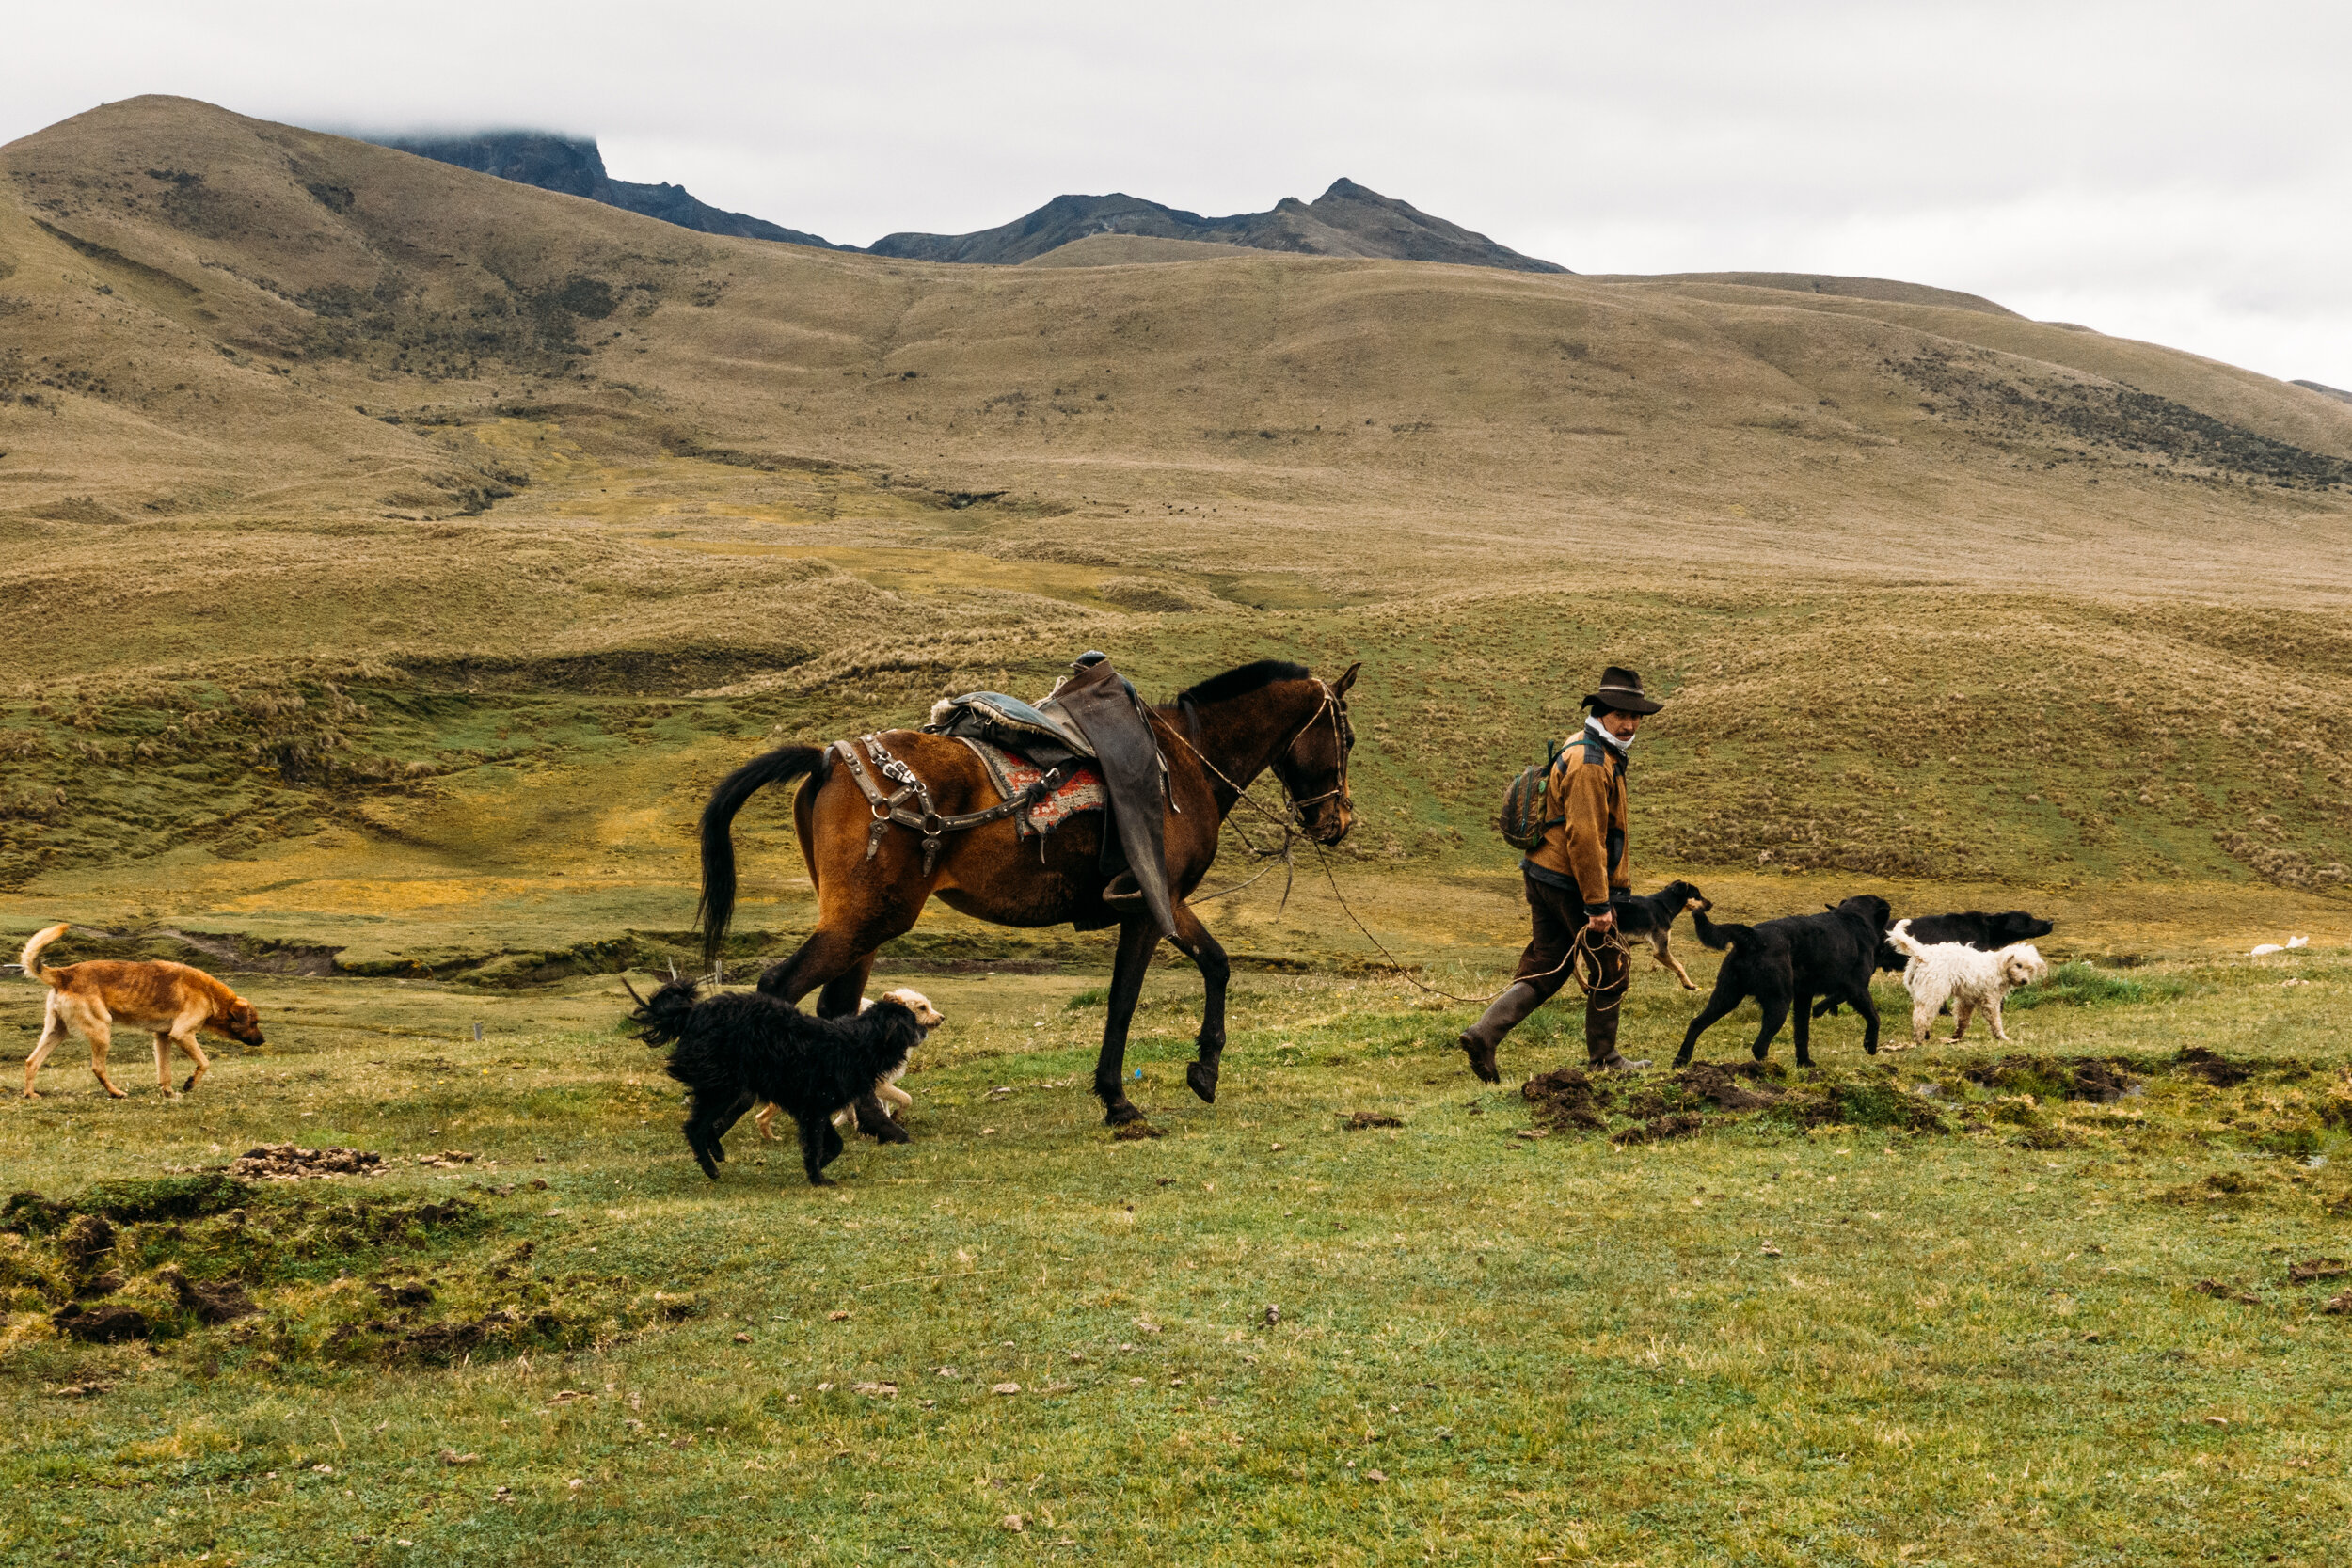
[696,659,1359,1128]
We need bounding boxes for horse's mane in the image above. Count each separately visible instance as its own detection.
[1168,659,1311,709]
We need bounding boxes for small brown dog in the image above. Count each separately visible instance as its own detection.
[19,923,265,1099]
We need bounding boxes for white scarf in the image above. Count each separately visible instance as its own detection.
[1585,716,1632,752]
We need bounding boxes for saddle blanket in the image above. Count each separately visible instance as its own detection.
[955,738,1107,837]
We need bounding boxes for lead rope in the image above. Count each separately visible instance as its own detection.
[1158,694,1628,1008]
[1302,833,1629,1008]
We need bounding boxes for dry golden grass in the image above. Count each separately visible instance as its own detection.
[6,95,2351,610]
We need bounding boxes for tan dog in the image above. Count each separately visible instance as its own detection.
[18,923,265,1099]
[750,989,945,1140]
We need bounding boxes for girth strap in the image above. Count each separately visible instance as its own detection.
[834,735,1061,878]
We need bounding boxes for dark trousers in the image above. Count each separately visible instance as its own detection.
[1462,874,1630,1062]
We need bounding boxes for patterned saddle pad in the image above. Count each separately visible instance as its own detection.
[954,738,1107,837]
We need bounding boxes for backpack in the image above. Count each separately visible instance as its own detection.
[1498,740,1565,852]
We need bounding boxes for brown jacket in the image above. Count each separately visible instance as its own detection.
[1524,727,1629,914]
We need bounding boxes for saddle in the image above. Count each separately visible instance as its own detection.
[926,653,1177,938]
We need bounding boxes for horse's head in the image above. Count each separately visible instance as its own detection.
[1276,662,1359,846]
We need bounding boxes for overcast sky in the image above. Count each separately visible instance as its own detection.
[8,1,2347,388]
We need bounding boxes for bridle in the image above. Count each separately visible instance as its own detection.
[1273,677,1354,821]
[1165,676,1353,837]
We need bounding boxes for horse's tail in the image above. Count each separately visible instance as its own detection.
[698,744,829,970]
[1691,907,1753,953]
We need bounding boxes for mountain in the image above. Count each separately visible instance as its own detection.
[361,133,1563,275]
[373,130,847,250]
[2296,379,2352,405]
[868,178,1568,272]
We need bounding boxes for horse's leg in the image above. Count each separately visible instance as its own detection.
[817,951,904,1143]
[815,954,876,1018]
[1166,902,1232,1105]
[756,926,870,1003]
[1093,915,1162,1124]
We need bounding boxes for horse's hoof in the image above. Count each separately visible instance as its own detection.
[870,1118,913,1145]
[1186,1062,1218,1104]
[1104,1100,1145,1127]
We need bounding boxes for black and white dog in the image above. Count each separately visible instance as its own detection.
[628,979,944,1186]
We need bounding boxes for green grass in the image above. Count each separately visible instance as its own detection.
[2010,960,2201,1010]
[6,958,2351,1564]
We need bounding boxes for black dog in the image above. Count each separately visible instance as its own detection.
[628,979,942,1186]
[1677,895,1892,1067]
[1613,879,1712,990]
[1816,909,2055,1017]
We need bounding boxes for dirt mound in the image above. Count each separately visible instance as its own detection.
[3,1175,250,1232]
[1674,1062,1785,1111]
[1960,1055,2140,1102]
[2176,1047,2257,1086]
[2191,1278,2263,1305]
[1522,1069,1604,1131]
[2157,1171,2272,1207]
[1770,1077,1948,1134]
[160,1264,256,1324]
[1343,1111,1405,1130]
[1611,1113,1706,1148]
[58,1214,117,1274]
[230,1145,386,1180]
[52,1303,150,1342]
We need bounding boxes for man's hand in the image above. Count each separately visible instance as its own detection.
[1585,910,1616,934]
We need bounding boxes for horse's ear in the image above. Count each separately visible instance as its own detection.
[1332,662,1361,697]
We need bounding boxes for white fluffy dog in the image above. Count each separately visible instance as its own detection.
[1884,919,2048,1046]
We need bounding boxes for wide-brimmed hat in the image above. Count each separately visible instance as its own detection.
[1583,665,1663,714]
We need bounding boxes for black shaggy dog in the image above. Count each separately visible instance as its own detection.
[1677,895,1892,1067]
[1613,879,1713,990]
[1816,908,2056,1017]
[629,979,943,1186]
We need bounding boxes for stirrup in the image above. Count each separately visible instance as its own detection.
[1102,872,1147,910]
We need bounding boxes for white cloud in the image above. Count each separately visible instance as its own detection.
[8,1,2347,385]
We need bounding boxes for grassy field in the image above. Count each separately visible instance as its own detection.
[5,943,2351,1565]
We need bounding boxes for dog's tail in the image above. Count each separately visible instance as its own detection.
[1883,918,1930,961]
[625,975,703,1050]
[1689,906,1751,953]
[17,923,69,987]
[697,744,831,971]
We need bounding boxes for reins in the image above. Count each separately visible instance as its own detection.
[1163,681,1627,1009]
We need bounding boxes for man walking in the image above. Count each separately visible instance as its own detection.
[1459,666,1664,1082]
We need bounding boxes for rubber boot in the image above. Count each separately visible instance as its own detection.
[1584,947,1642,1071]
[1458,981,1544,1085]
